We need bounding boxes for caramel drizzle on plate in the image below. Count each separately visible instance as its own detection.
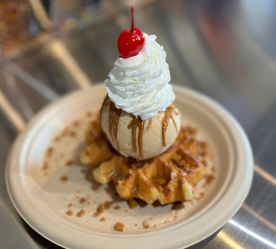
[108,101,122,145]
[162,105,177,146]
[128,117,145,159]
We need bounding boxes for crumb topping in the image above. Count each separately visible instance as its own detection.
[60,175,68,182]
[114,222,125,232]
[93,201,113,217]
[77,209,86,217]
[79,197,87,204]
[66,210,73,216]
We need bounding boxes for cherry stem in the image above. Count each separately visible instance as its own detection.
[131,5,134,32]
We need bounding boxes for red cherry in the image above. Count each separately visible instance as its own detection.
[117,28,145,58]
[117,6,145,58]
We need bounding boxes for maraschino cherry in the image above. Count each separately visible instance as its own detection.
[117,6,145,58]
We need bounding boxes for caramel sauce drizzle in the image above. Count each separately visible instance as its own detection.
[105,96,178,159]
[162,105,177,146]
[128,117,145,159]
[147,119,152,129]
[100,95,108,119]
[108,101,122,145]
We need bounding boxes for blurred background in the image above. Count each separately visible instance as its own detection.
[0,0,276,248]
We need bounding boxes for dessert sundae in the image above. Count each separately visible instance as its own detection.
[81,7,213,205]
[101,31,181,160]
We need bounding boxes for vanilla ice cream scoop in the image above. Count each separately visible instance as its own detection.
[101,33,181,160]
[101,97,181,160]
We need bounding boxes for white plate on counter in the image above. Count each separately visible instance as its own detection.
[6,84,253,249]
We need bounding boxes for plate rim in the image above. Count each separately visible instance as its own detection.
[5,84,254,249]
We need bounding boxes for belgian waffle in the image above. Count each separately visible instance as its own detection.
[80,120,212,205]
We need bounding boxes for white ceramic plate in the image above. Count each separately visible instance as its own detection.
[6,85,253,249]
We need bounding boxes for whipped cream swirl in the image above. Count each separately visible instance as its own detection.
[105,33,175,120]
